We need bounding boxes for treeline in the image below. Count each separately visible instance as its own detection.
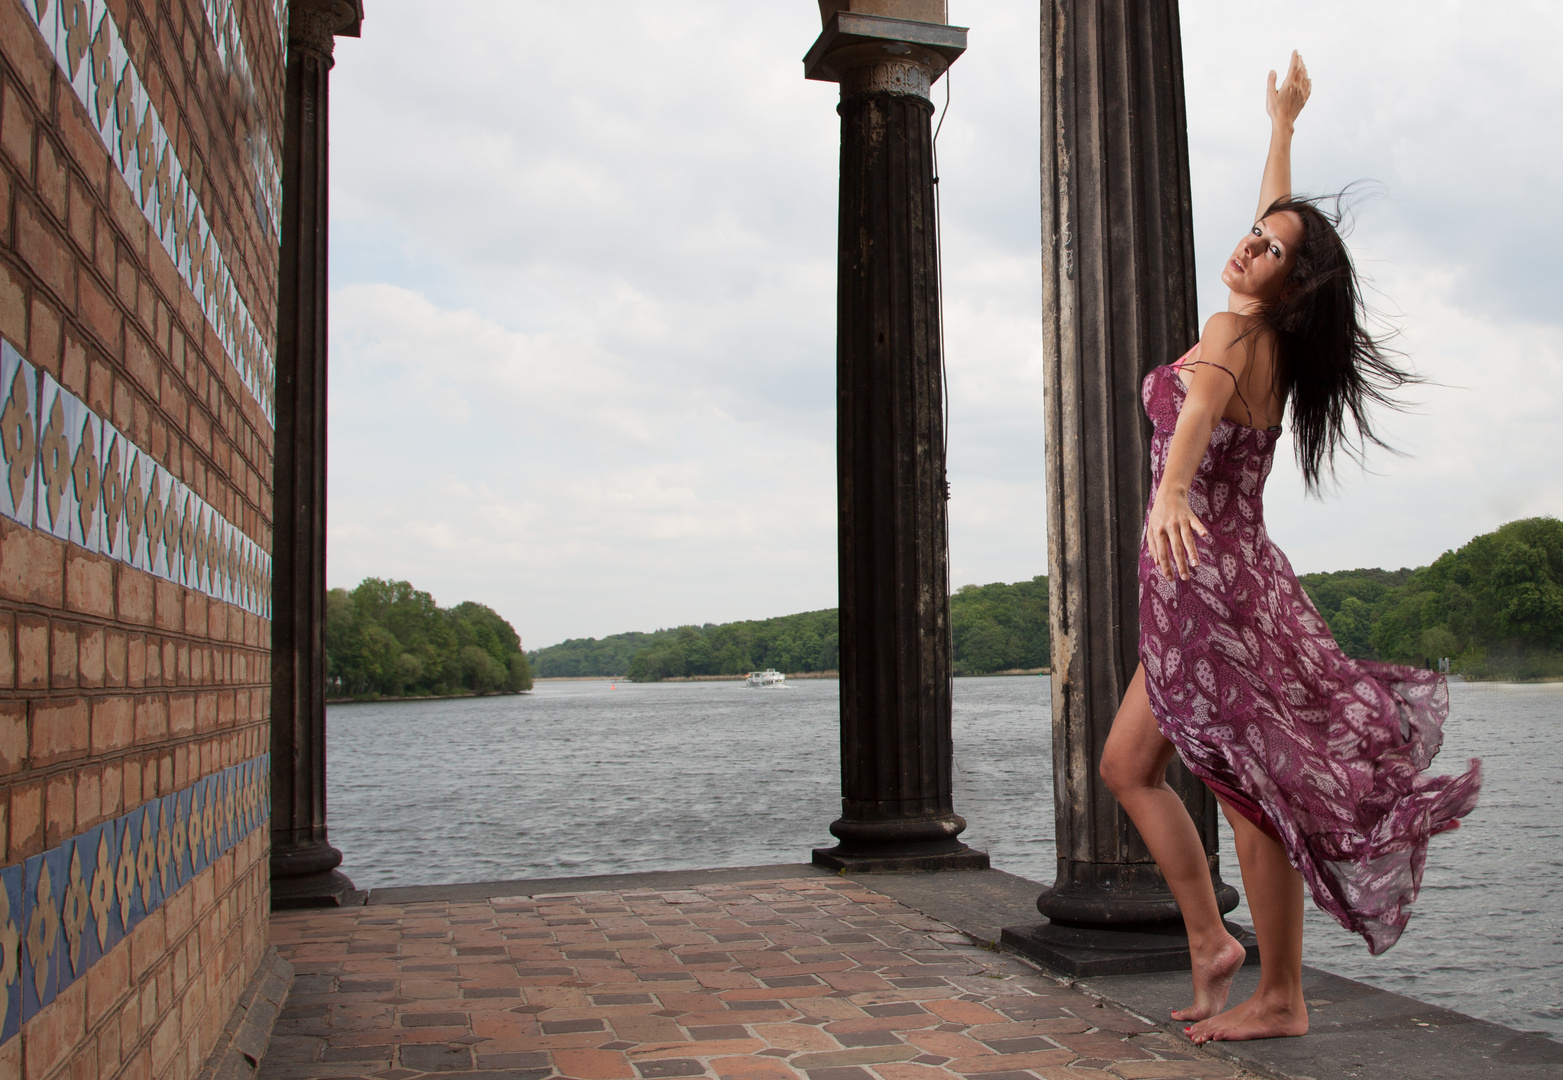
[1296,566,1416,660]
[529,518,1563,684]
[528,575,1050,681]
[1309,516,1563,680]
[528,631,672,679]
[628,609,840,682]
[326,578,534,699]
[529,610,841,682]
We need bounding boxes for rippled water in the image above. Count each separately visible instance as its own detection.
[328,676,1561,1039]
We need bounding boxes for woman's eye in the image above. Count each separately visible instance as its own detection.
[1269,246,1281,257]
[1252,226,1262,236]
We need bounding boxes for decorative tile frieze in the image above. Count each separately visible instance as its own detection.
[197,0,284,242]
[24,0,277,425]
[0,755,271,1046]
[0,335,272,618]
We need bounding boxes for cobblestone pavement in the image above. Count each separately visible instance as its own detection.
[263,876,1247,1080]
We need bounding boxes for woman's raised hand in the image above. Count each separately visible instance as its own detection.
[1266,50,1311,130]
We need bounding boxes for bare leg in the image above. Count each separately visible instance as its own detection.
[1186,803,1308,1043]
[1100,665,1246,1022]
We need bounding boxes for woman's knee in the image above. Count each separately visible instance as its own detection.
[1100,739,1155,795]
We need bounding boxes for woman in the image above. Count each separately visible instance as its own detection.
[1098,51,1482,1045]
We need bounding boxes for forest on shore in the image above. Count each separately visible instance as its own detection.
[531,578,1050,680]
[326,578,534,700]
[529,517,1563,682]
[1302,517,1563,679]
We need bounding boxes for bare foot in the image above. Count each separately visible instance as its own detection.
[1170,933,1247,1022]
[1185,992,1308,1044]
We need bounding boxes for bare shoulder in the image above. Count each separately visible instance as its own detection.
[1198,312,1268,374]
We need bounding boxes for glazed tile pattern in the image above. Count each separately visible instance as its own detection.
[0,334,273,616]
[22,0,278,423]
[197,0,284,240]
[264,877,1241,1080]
[0,754,272,1047]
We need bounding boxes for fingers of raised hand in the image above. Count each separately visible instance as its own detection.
[1287,52,1311,101]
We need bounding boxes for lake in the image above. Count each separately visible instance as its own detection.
[327,676,1562,1040]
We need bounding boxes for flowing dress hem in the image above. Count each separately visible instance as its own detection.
[1142,687,1284,844]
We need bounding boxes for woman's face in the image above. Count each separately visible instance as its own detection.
[1222,210,1304,302]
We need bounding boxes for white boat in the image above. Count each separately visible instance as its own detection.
[745,669,785,688]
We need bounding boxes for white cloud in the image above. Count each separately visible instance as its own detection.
[327,283,839,646]
[325,1,1562,646]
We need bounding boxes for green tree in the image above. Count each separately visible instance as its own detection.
[1372,517,1563,678]
[950,576,1050,675]
[1296,567,1414,660]
[324,578,534,699]
[600,580,1049,682]
[529,631,670,677]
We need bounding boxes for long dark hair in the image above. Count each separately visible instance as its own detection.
[1249,193,1417,494]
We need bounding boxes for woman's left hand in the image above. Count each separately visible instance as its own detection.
[1146,487,1209,582]
[1266,50,1312,129]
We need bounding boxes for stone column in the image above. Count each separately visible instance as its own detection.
[804,4,986,872]
[270,0,363,909]
[1001,0,1241,973]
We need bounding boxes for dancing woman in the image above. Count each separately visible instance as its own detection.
[1098,51,1482,1045]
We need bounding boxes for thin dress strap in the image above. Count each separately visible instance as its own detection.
[1178,358,1253,428]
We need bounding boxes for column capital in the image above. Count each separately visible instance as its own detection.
[803,11,966,101]
[288,0,363,57]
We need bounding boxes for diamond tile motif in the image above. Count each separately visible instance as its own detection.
[264,877,1228,1080]
[0,340,37,527]
[0,756,271,1049]
[0,863,21,1045]
[32,374,84,547]
[98,418,130,562]
[18,0,276,422]
[0,335,272,616]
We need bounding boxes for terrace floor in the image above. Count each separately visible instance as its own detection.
[259,867,1242,1080]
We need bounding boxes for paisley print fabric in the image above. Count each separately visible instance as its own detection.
[1138,361,1481,955]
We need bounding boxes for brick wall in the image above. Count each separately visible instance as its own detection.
[0,0,283,1077]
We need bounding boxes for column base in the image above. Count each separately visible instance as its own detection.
[1001,920,1258,977]
[271,868,359,909]
[812,844,990,873]
[1037,862,1239,926]
[270,840,358,909]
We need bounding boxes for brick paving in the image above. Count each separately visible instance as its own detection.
[262,876,1247,1080]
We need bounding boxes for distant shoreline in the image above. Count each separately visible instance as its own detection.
[534,668,1050,683]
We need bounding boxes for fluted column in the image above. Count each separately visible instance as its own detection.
[1001,0,1241,973]
[270,0,363,909]
[804,5,986,872]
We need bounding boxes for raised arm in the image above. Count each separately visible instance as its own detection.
[1256,51,1311,221]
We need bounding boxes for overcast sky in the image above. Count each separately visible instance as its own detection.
[323,1,1563,650]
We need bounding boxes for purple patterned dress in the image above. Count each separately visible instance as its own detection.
[1138,357,1482,955]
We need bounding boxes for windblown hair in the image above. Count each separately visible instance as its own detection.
[1248,193,1417,495]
